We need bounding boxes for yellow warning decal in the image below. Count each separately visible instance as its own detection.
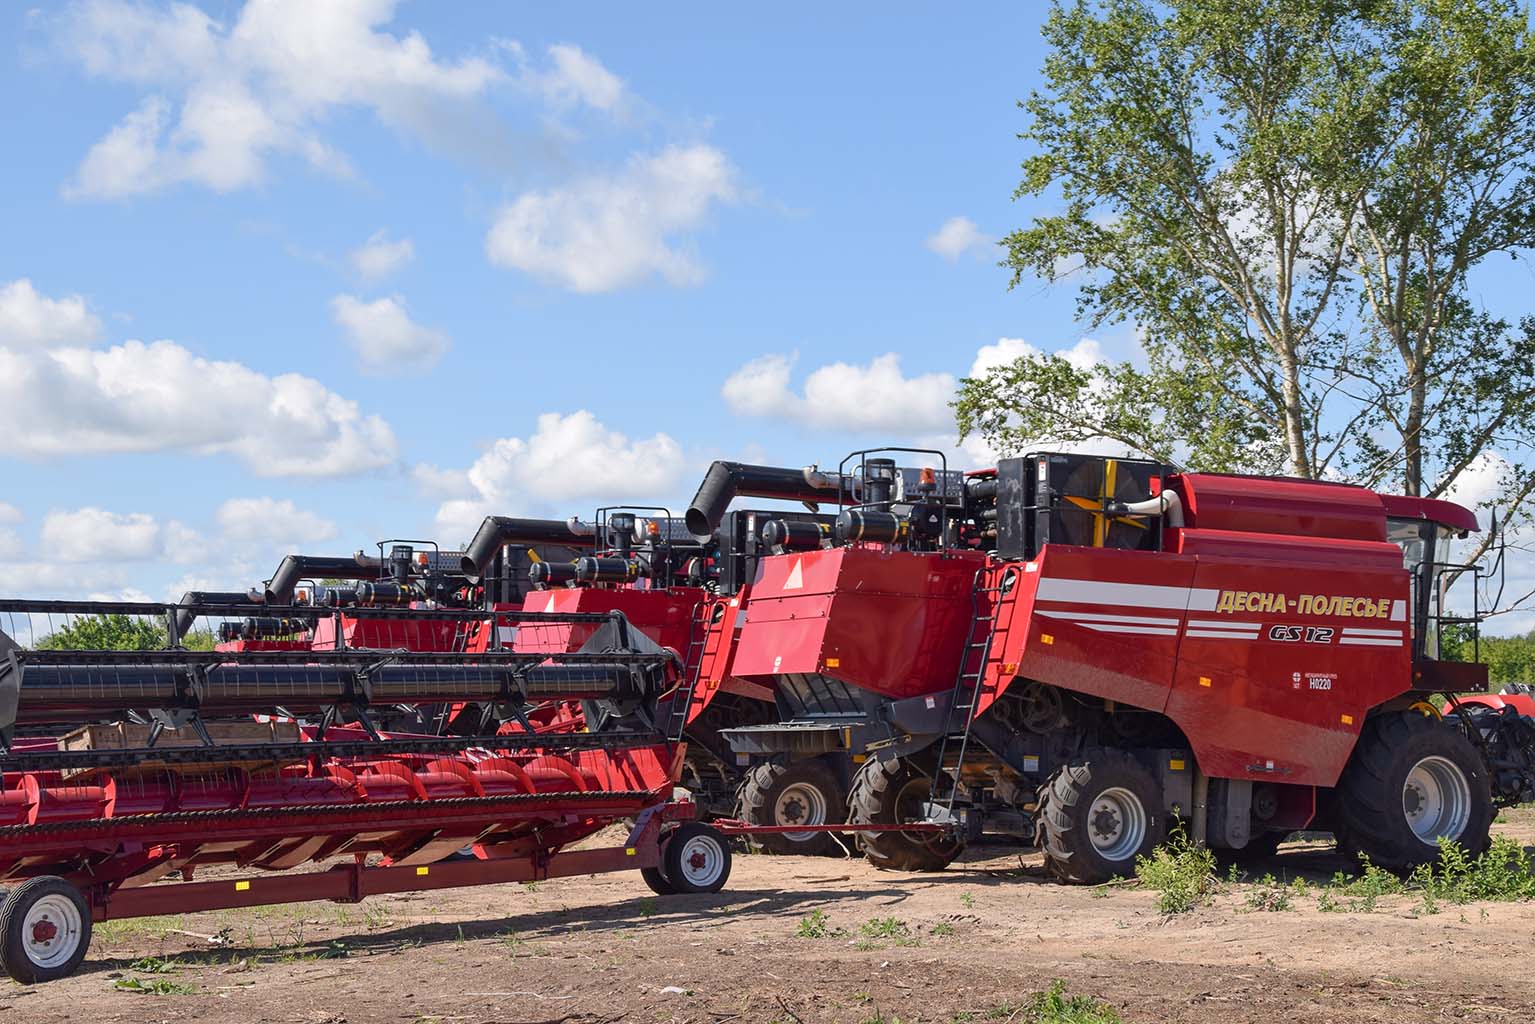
[235,880,251,892]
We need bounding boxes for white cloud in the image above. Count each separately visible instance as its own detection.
[520,42,626,112]
[721,338,1108,437]
[41,507,161,562]
[215,497,337,547]
[485,144,738,292]
[431,411,685,540]
[925,216,991,262]
[60,0,503,198]
[721,352,956,433]
[349,230,415,280]
[0,278,102,347]
[331,293,448,373]
[0,338,397,476]
[969,337,1103,377]
[0,503,22,526]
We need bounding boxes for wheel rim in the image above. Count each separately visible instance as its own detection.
[1403,755,1472,843]
[22,894,83,970]
[892,774,953,851]
[774,781,829,842]
[676,835,724,887]
[1087,786,1147,862]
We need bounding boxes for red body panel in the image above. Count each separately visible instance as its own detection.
[731,547,985,698]
[1177,473,1388,541]
[511,587,703,658]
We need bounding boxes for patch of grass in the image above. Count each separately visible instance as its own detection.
[638,897,658,918]
[114,976,197,995]
[958,891,976,909]
[1135,830,1218,914]
[929,921,958,937]
[957,981,1122,1023]
[795,908,843,939]
[859,917,909,939]
[1243,873,1305,912]
[127,955,180,973]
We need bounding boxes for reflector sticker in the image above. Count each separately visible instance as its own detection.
[416,866,429,876]
[1036,577,1219,611]
[235,880,250,891]
[1168,759,1186,771]
[1341,714,1355,725]
[1198,676,1212,688]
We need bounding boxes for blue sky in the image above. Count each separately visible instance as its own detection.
[0,1,1528,633]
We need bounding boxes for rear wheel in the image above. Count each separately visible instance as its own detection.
[736,759,847,856]
[1337,711,1492,870]
[661,823,732,894]
[848,756,963,871]
[1040,749,1166,884]
[0,876,91,984]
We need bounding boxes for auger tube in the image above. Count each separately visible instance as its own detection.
[684,462,847,540]
[460,517,597,582]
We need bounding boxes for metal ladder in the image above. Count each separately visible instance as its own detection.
[664,597,721,743]
[932,566,1011,813]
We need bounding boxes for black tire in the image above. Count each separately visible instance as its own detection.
[736,759,847,856]
[1337,711,1493,870]
[0,876,91,984]
[640,866,677,895]
[847,756,963,872]
[1040,749,1167,884]
[661,823,732,894]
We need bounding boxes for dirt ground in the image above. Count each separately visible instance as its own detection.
[6,811,1535,1024]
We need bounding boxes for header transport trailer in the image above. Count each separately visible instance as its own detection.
[683,448,1535,882]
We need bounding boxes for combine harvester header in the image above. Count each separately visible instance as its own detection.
[0,597,734,983]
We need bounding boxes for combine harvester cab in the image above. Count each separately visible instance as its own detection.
[693,448,1535,882]
[0,594,733,983]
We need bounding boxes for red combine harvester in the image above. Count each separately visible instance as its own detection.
[685,448,1535,881]
[0,598,735,983]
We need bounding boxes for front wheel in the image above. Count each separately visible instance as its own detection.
[0,876,92,983]
[1039,749,1166,884]
[736,759,847,856]
[847,756,963,872]
[1337,711,1493,870]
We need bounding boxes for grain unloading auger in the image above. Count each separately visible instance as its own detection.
[0,598,734,983]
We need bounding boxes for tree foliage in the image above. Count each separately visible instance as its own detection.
[37,614,215,651]
[958,0,1535,562]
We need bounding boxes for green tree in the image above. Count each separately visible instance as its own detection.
[957,0,1535,597]
[37,613,216,651]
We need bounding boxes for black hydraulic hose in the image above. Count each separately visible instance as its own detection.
[459,517,596,581]
[684,461,845,540]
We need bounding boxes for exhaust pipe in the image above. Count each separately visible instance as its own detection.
[460,517,597,582]
[684,462,848,541]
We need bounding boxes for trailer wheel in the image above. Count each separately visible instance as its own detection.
[1338,711,1492,870]
[662,823,732,894]
[640,866,677,895]
[848,756,963,872]
[0,877,91,984]
[736,759,847,856]
[1040,749,1165,884]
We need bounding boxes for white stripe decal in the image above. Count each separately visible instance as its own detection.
[1342,628,1404,638]
[1340,637,1403,646]
[1187,620,1262,630]
[1186,629,1258,639]
[1035,578,1217,611]
[1035,610,1181,627]
[1079,623,1180,636]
